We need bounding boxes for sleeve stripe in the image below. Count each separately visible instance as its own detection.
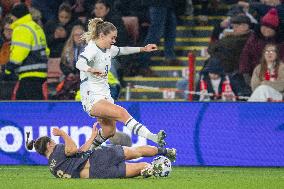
[116,47,121,57]
[79,55,89,63]
[11,42,31,49]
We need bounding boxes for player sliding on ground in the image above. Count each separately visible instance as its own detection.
[26,123,176,179]
[76,18,166,149]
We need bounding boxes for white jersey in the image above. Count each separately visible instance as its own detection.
[78,41,119,95]
[76,40,140,115]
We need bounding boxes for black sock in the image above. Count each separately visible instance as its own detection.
[157,147,167,156]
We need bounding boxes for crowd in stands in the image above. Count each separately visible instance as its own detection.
[178,0,284,102]
[0,0,283,102]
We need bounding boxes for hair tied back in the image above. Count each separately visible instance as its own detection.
[26,132,35,150]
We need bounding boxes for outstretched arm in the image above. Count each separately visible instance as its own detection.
[52,128,78,156]
[79,123,98,152]
[111,44,158,57]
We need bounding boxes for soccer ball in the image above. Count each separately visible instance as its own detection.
[152,156,172,177]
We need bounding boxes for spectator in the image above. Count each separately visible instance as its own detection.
[208,15,252,96]
[248,43,284,101]
[142,0,179,66]
[29,6,43,26]
[209,15,252,74]
[48,24,68,58]
[44,3,73,56]
[210,4,246,43]
[194,57,236,101]
[70,0,86,19]
[60,24,85,78]
[0,0,14,17]
[55,25,85,100]
[239,8,284,85]
[0,16,13,73]
[90,0,129,46]
[238,0,284,41]
[4,3,49,100]
[31,0,64,24]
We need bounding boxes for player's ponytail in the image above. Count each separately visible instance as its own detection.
[26,132,35,150]
[25,132,51,156]
[81,17,116,43]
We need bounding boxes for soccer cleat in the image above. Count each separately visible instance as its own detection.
[141,165,154,178]
[165,148,177,162]
[157,130,166,147]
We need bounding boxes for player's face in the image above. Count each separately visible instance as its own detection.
[101,30,117,49]
[48,140,56,149]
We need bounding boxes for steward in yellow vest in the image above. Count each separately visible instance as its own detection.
[4,3,50,100]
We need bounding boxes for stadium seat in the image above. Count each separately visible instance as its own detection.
[122,16,139,44]
[47,58,63,83]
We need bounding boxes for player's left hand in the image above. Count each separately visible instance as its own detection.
[142,44,158,52]
[52,128,65,136]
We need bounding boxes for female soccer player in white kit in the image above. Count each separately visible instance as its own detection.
[76,18,166,149]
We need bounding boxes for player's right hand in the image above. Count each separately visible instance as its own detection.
[87,68,105,76]
[91,122,98,139]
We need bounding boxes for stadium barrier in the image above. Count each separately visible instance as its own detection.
[0,102,284,166]
[188,52,195,101]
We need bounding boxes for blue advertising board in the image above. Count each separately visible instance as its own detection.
[0,102,284,166]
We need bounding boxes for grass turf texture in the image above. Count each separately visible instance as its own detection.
[1,166,284,189]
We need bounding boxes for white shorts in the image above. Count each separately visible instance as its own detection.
[80,82,114,117]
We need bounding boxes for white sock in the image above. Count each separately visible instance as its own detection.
[125,118,157,143]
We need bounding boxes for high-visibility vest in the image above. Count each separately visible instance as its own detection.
[108,72,120,86]
[9,14,50,80]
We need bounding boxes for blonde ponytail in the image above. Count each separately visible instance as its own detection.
[81,18,104,43]
[81,17,117,43]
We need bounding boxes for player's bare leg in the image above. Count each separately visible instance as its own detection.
[90,118,116,150]
[90,100,166,146]
[123,146,177,162]
[125,162,150,177]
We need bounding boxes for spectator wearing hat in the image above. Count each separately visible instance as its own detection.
[208,15,252,97]
[209,15,252,74]
[210,4,246,43]
[239,8,284,86]
[238,0,284,41]
[3,3,49,100]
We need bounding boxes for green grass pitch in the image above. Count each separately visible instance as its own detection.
[1,166,284,189]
